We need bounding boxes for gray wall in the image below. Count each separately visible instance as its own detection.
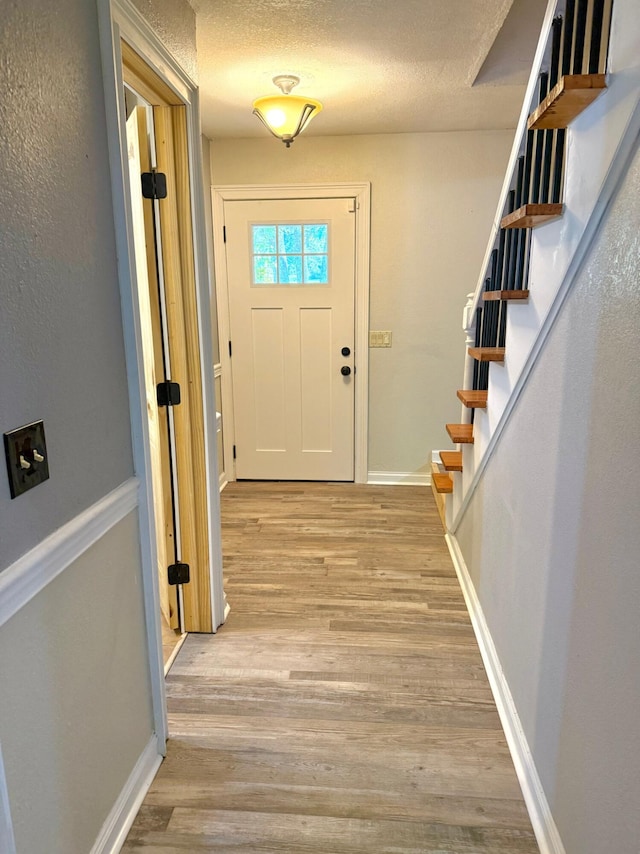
[0,0,197,850]
[0,0,133,569]
[209,131,512,477]
[0,514,153,854]
[456,141,640,853]
[131,0,197,82]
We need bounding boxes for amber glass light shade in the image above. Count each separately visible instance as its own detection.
[252,92,322,147]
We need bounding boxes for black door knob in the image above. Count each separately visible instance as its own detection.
[341,346,351,357]
[341,366,351,376]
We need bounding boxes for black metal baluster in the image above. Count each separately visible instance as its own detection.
[541,18,564,203]
[522,128,535,206]
[472,305,483,391]
[480,273,493,390]
[530,73,549,203]
[562,0,577,76]
[501,189,516,289]
[507,160,524,289]
[488,249,500,350]
[495,226,506,296]
[573,0,589,74]
[588,0,606,73]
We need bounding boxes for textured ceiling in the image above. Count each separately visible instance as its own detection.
[192,0,548,139]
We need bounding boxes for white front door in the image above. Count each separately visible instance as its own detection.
[224,197,356,481]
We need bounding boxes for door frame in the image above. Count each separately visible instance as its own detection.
[98,0,225,747]
[212,184,371,484]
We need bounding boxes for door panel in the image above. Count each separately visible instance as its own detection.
[251,308,286,450]
[300,308,332,451]
[225,198,356,481]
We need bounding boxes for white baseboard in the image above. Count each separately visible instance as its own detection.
[0,742,16,854]
[219,474,228,492]
[367,471,431,486]
[445,533,565,854]
[90,735,162,854]
[0,478,139,629]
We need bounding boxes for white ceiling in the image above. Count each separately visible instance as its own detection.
[192,0,548,140]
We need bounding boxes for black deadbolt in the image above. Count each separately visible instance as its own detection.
[341,366,352,376]
[341,346,351,357]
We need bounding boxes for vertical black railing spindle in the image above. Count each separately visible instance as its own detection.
[541,18,564,203]
[573,0,589,74]
[530,73,548,203]
[588,0,606,73]
[501,189,516,290]
[562,0,576,76]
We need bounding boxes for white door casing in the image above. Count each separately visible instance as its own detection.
[225,198,355,480]
[212,184,370,483]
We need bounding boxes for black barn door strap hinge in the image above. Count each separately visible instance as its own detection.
[157,381,181,407]
[141,171,168,200]
[168,563,190,585]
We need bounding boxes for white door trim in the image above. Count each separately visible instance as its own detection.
[97,0,226,748]
[212,183,371,484]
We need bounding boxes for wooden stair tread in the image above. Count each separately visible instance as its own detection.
[501,203,564,229]
[528,74,607,130]
[446,423,474,444]
[439,451,463,472]
[433,472,453,494]
[457,389,488,408]
[468,347,505,362]
[483,289,529,302]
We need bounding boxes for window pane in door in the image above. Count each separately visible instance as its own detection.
[254,255,278,283]
[279,255,303,283]
[304,224,328,253]
[278,225,302,254]
[304,255,328,283]
[253,225,277,254]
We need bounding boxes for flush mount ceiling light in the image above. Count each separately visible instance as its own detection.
[252,75,322,147]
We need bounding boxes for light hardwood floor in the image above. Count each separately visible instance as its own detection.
[124,482,538,853]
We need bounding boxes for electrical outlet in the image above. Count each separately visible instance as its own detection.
[3,420,50,499]
[369,330,392,348]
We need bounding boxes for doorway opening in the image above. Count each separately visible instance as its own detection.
[119,39,223,658]
[212,184,371,485]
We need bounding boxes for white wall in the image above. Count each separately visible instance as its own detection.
[0,0,196,850]
[209,131,512,478]
[455,139,640,854]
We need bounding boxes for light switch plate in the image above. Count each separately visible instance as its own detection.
[3,420,50,499]
[370,330,392,347]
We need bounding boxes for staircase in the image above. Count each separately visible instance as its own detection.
[433,0,640,531]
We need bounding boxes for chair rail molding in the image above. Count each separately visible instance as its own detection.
[0,478,138,629]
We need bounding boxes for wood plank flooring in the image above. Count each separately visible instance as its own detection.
[123,482,538,853]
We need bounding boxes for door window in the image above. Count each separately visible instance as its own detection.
[252,223,329,285]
